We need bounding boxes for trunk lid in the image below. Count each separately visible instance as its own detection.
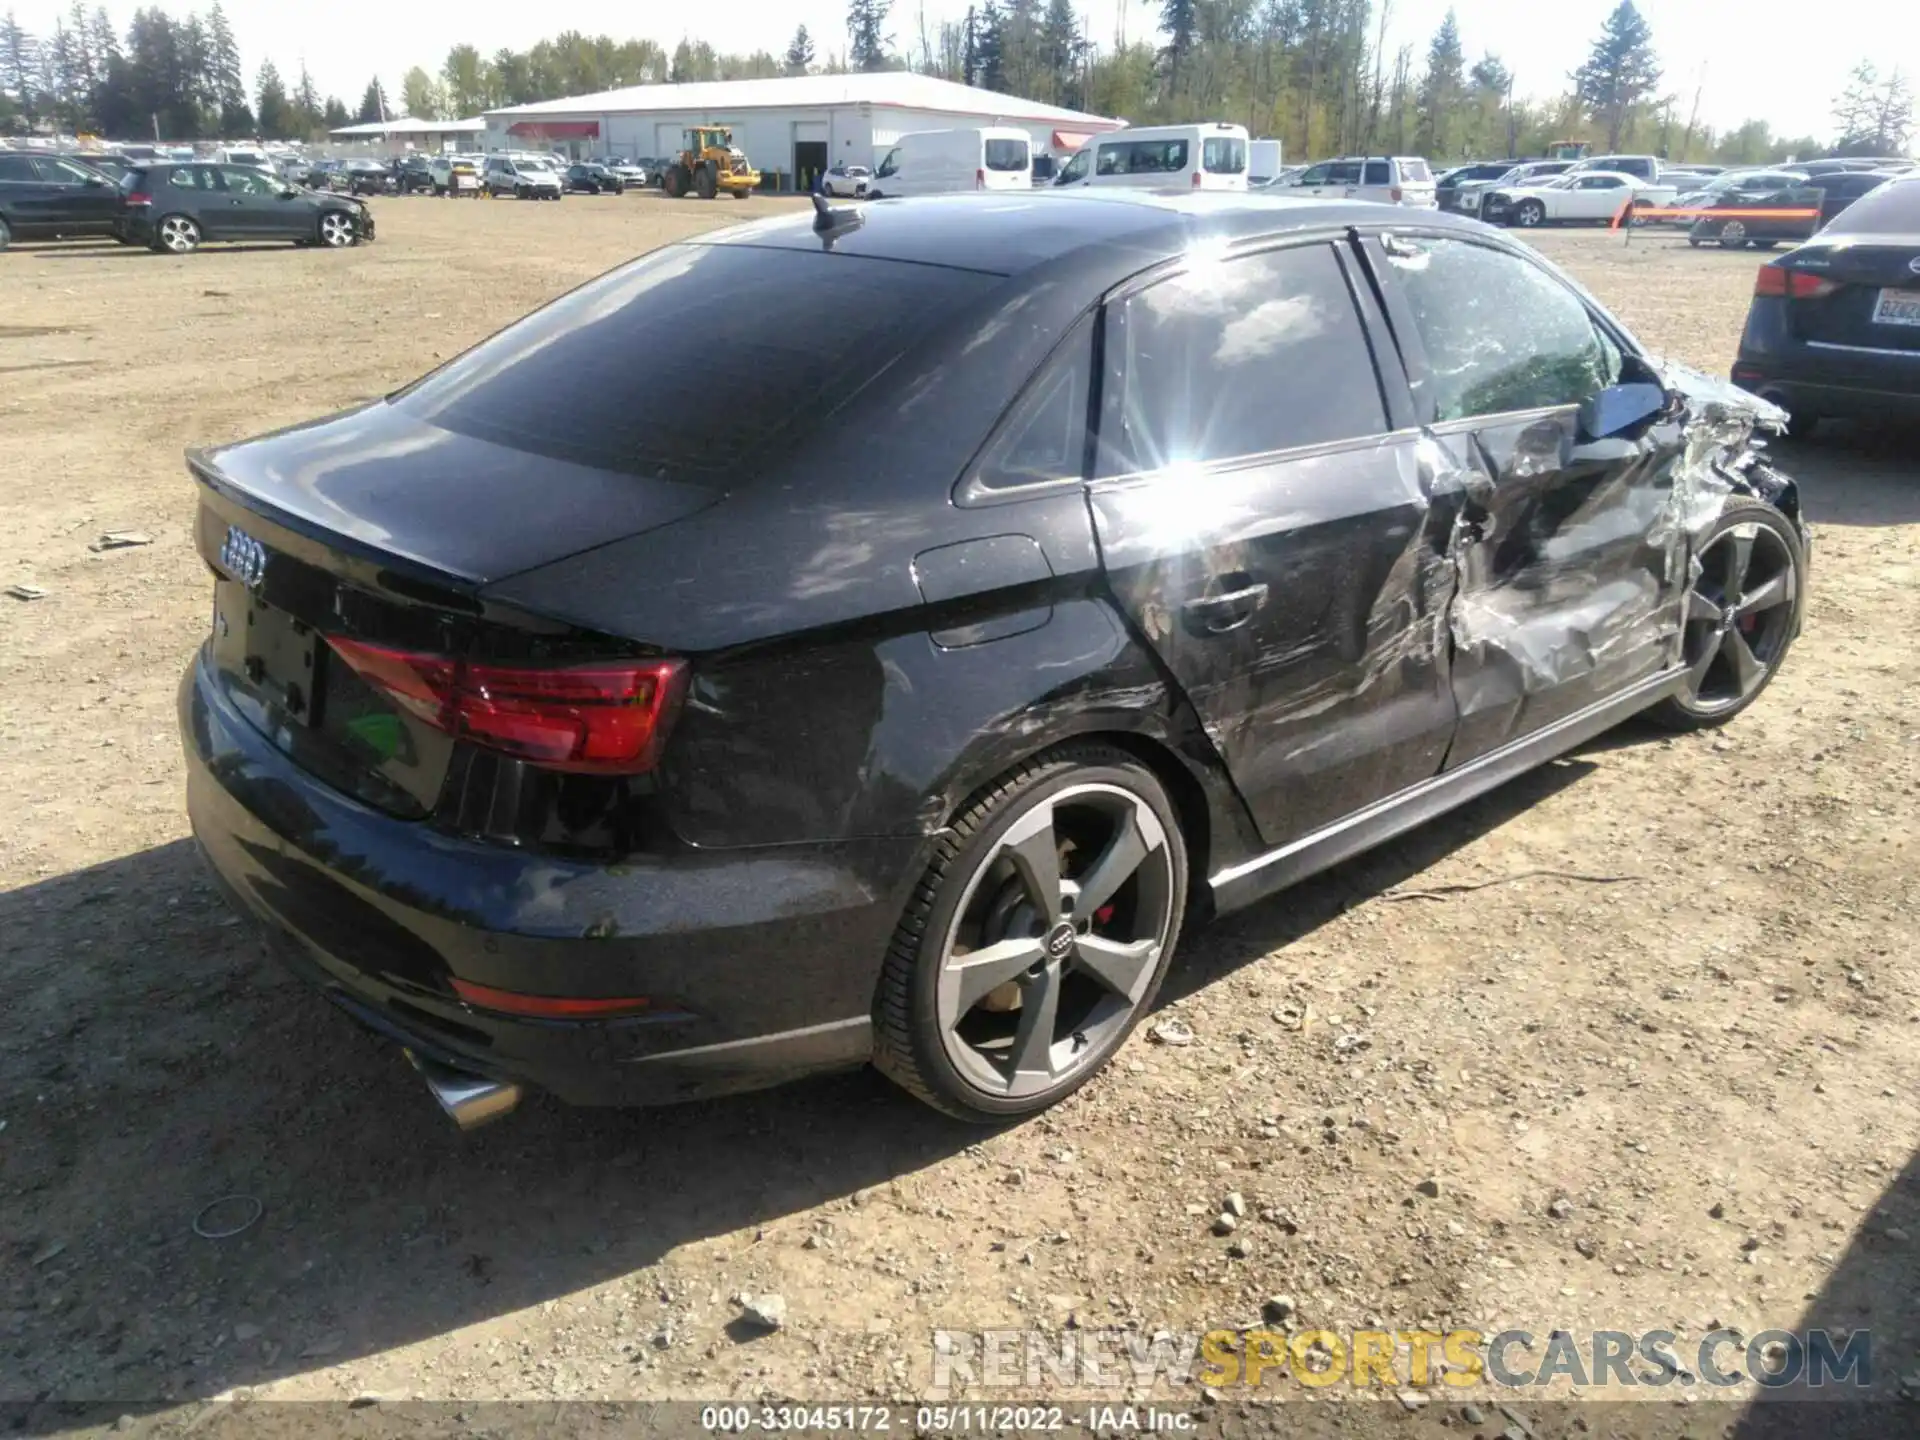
[1782,238,1920,353]
[191,403,712,820]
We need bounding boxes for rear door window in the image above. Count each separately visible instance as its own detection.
[1203,137,1247,174]
[0,154,38,182]
[983,138,1029,172]
[969,324,1092,493]
[1377,236,1620,422]
[1109,242,1388,473]
[1363,161,1392,186]
[395,245,998,480]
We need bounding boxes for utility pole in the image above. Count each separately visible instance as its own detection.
[1680,62,1705,161]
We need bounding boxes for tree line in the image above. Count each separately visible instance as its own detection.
[1,0,1911,164]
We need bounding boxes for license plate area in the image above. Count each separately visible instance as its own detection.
[213,578,320,726]
[1872,288,1920,326]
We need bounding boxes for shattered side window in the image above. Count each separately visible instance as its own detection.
[1382,237,1620,423]
[1117,243,1388,472]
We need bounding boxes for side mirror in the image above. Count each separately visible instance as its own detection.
[1578,381,1668,441]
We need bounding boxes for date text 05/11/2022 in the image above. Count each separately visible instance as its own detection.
[699,1404,1194,1433]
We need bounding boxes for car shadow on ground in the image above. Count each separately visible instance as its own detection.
[1776,423,1920,527]
[1727,1143,1919,1437]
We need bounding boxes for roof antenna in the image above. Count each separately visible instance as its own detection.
[811,192,866,250]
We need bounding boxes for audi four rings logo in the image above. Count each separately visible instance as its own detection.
[1909,256,1920,275]
[220,525,267,589]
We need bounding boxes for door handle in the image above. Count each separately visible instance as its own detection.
[1183,582,1269,634]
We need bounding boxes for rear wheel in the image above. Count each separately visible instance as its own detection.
[1644,497,1804,731]
[0,215,10,251]
[872,746,1188,1121]
[662,166,686,198]
[154,214,200,254]
[695,164,717,200]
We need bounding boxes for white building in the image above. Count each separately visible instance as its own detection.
[482,72,1121,189]
[327,116,487,154]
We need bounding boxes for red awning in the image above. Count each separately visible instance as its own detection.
[1052,130,1096,151]
[508,120,600,139]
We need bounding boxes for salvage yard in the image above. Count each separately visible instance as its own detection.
[4,197,1919,1430]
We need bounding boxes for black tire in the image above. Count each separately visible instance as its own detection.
[1513,199,1546,227]
[152,213,200,254]
[695,164,717,200]
[662,166,686,198]
[1643,496,1805,732]
[871,744,1189,1122]
[0,215,10,252]
[1718,220,1750,249]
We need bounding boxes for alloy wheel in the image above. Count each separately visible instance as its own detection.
[934,783,1175,1101]
[159,215,199,253]
[319,212,354,247]
[1515,201,1544,227]
[1718,220,1749,248]
[1677,522,1797,714]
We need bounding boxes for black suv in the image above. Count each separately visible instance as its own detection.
[0,152,123,249]
[392,155,436,194]
[564,163,624,194]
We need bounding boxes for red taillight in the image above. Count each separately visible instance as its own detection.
[125,191,152,207]
[326,638,685,774]
[449,977,650,1018]
[975,168,985,189]
[1754,265,1835,299]
[1389,186,1403,202]
[1192,170,1203,188]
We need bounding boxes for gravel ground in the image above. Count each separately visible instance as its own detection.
[3,197,1917,1438]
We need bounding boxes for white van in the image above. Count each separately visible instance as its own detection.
[213,147,273,172]
[868,127,1033,198]
[1052,123,1250,192]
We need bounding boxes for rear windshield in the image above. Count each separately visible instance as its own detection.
[984,137,1029,172]
[1399,159,1433,182]
[394,245,997,479]
[1821,177,1919,236]
[1202,137,1247,174]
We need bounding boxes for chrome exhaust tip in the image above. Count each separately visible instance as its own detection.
[408,1051,522,1130]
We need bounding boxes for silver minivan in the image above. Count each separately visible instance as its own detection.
[1282,156,1437,207]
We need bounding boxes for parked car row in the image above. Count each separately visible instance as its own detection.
[0,150,370,253]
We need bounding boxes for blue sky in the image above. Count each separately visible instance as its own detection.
[16,0,1908,142]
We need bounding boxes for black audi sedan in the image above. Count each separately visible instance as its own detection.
[119,162,372,253]
[180,192,1808,1128]
[565,162,625,194]
[1732,174,1920,433]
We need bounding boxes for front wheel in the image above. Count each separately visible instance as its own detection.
[318,211,356,248]
[154,214,200,254]
[1644,497,1804,731]
[872,746,1189,1122]
[1513,199,1546,227]
[1717,219,1750,249]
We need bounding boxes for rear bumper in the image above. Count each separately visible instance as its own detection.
[180,649,925,1107]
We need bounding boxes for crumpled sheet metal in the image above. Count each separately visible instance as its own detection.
[1440,358,1784,738]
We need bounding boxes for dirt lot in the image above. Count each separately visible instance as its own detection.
[4,196,1918,1435]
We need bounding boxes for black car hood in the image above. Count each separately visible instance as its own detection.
[190,400,720,587]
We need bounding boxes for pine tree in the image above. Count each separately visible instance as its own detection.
[1415,9,1464,158]
[207,1,247,136]
[847,0,892,72]
[784,24,815,76]
[292,64,319,136]
[2,10,41,120]
[356,76,386,124]
[1573,0,1661,151]
[322,95,350,130]
[255,58,289,137]
[1038,0,1080,106]
[975,0,1004,90]
[1158,0,1196,101]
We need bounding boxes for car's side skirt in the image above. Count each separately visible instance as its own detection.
[1208,666,1686,913]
